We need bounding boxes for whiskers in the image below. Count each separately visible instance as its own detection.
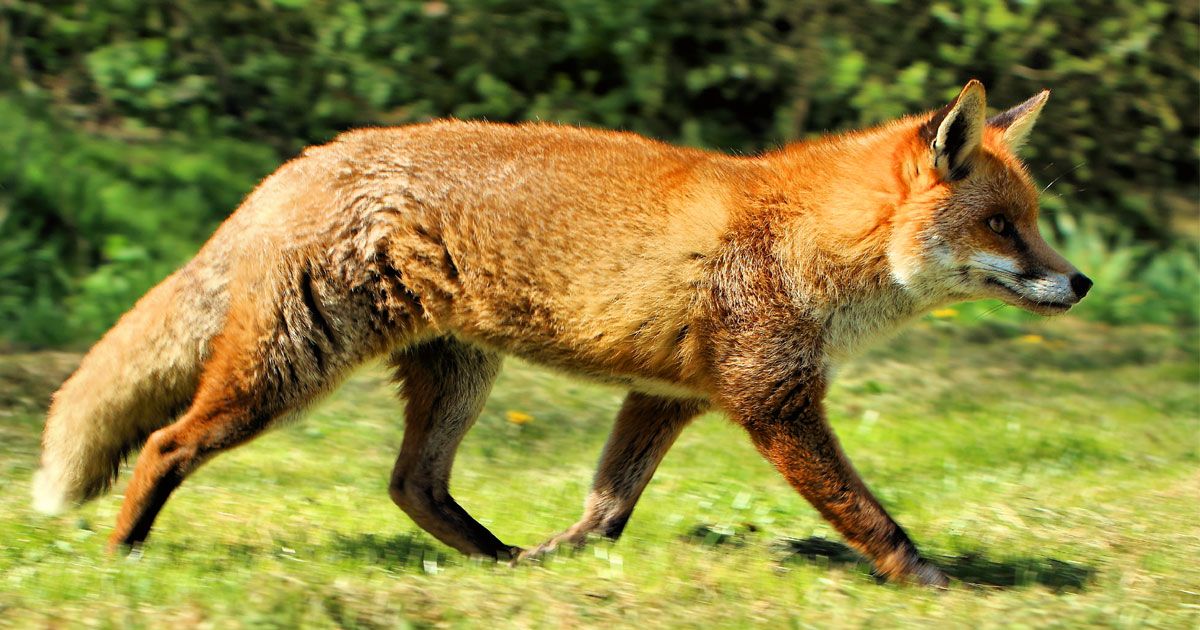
[1041,161,1087,196]
[970,260,1024,285]
[958,260,1072,313]
[974,301,1011,321]
[960,262,1023,318]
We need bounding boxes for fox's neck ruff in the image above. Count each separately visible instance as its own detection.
[752,117,948,362]
[763,121,928,288]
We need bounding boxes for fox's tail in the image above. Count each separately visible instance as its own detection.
[32,267,225,514]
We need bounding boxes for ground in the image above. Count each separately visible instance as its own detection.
[0,316,1197,628]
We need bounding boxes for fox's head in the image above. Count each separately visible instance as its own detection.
[888,80,1091,316]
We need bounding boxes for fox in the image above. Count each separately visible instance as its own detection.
[33,80,1090,587]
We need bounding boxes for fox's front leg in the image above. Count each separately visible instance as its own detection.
[520,393,706,561]
[718,341,948,587]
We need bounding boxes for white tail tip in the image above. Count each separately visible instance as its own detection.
[31,468,70,515]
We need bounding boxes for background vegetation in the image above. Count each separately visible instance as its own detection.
[0,2,1197,627]
[1,0,1197,347]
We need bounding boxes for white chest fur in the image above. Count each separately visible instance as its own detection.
[820,289,921,368]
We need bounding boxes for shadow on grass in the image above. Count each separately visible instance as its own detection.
[151,533,444,574]
[774,536,1095,591]
[327,532,443,570]
[152,541,267,571]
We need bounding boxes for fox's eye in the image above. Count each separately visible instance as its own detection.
[988,215,1008,235]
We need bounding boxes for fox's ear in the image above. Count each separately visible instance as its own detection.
[923,80,987,181]
[987,90,1050,152]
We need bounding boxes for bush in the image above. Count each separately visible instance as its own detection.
[0,1,1195,347]
[3,0,1195,232]
[0,97,277,347]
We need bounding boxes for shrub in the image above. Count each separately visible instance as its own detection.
[0,97,277,347]
[0,1,1195,347]
[3,0,1194,235]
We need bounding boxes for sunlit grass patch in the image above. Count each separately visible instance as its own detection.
[0,317,1197,627]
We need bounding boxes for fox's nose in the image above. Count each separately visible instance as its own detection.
[1070,273,1093,299]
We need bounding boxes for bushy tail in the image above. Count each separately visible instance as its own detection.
[32,268,224,514]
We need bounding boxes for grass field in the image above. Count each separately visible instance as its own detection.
[1,316,1197,628]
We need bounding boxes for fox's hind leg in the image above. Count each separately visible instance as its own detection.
[520,392,705,561]
[108,367,292,548]
[108,269,369,549]
[387,338,517,559]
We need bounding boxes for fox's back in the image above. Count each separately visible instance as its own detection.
[211,121,758,390]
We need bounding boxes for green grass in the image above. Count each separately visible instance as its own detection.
[1,317,1197,628]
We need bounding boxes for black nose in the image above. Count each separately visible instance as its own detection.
[1070,273,1093,298]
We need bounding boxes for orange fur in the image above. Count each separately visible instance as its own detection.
[35,81,1089,587]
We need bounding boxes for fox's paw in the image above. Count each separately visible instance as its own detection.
[104,536,143,559]
[475,545,522,564]
[909,560,950,589]
[880,558,949,589]
[875,550,950,588]
[512,531,591,565]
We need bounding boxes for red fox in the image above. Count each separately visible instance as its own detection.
[34,80,1089,586]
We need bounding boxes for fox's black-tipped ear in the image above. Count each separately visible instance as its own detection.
[988,90,1050,152]
[922,80,987,181]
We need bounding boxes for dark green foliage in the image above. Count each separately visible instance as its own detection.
[5,0,1193,203]
[0,0,1195,347]
[0,98,277,346]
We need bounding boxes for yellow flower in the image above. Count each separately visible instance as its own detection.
[931,308,959,319]
[506,411,534,425]
[1017,334,1044,344]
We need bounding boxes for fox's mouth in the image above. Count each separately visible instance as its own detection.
[984,277,1074,314]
